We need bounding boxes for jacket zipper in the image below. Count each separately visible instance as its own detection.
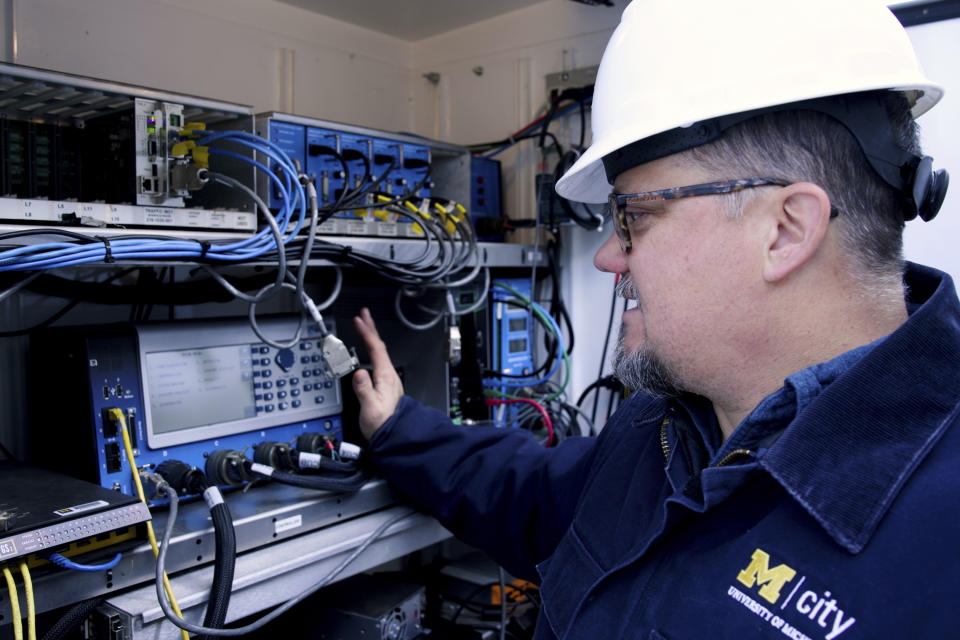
[659,417,672,461]
[715,448,753,467]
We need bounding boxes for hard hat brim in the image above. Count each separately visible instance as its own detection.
[556,84,943,205]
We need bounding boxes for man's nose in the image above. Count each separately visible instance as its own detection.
[594,231,628,274]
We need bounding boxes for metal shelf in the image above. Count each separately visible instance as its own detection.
[0,62,251,126]
[100,506,450,639]
[0,480,439,623]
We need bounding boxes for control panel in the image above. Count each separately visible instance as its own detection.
[29,316,344,503]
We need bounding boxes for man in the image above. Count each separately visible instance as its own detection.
[352,0,957,637]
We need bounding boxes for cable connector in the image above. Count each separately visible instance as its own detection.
[338,442,362,461]
[447,325,462,365]
[321,333,360,379]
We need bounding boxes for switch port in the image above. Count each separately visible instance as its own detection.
[101,408,119,438]
[105,443,122,473]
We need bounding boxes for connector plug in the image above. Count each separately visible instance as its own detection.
[155,459,207,495]
[320,333,360,379]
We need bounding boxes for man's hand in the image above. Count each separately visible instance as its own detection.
[352,307,404,441]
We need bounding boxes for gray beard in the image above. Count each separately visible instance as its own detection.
[612,321,684,398]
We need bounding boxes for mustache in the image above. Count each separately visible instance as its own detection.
[616,276,639,300]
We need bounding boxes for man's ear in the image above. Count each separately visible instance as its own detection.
[762,182,832,283]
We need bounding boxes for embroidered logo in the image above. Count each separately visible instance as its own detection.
[727,548,857,640]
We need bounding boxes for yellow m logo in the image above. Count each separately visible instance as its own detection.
[736,548,797,604]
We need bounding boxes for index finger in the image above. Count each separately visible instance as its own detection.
[353,307,395,371]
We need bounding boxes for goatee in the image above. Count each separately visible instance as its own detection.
[612,324,684,398]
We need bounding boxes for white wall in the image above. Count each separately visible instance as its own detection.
[410,0,621,221]
[903,17,960,283]
[9,0,416,131]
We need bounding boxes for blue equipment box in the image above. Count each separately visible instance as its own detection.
[490,278,536,428]
[28,316,343,504]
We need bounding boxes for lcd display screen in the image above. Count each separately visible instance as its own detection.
[145,345,257,433]
[508,317,527,332]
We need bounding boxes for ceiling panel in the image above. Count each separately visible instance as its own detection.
[274,0,549,41]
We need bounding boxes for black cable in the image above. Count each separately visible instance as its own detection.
[593,279,620,422]
[578,97,586,150]
[0,267,138,338]
[0,440,16,461]
[578,375,621,408]
[246,461,371,493]
[447,580,536,623]
[41,598,104,640]
[168,267,175,320]
[546,237,575,356]
[553,150,603,230]
[199,497,236,640]
[338,158,397,211]
[294,451,362,474]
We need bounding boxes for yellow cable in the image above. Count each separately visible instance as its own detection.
[2,565,23,640]
[110,409,190,640]
[17,562,34,640]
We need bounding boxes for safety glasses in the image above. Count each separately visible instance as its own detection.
[608,178,792,253]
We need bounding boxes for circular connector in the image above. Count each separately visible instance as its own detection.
[296,432,326,454]
[155,460,206,495]
[253,441,296,471]
[204,450,252,486]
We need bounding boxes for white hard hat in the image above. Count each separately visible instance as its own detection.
[555,0,944,205]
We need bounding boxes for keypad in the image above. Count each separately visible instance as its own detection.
[249,337,337,414]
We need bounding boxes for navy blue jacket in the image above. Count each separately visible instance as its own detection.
[368,263,960,639]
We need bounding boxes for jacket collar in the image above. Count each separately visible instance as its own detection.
[760,263,960,553]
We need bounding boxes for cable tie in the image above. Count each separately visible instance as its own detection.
[96,236,115,263]
[198,240,212,259]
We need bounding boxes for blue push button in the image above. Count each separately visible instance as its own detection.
[313,368,323,377]
[311,354,322,363]
[254,382,263,389]
[300,342,313,350]
[253,371,261,377]
[260,358,270,366]
[290,377,299,385]
[303,370,312,378]
[301,356,311,364]
[262,370,272,378]
[292,400,301,408]
[275,348,295,372]
[314,396,325,404]
[277,391,287,399]
[250,347,260,354]
[263,381,273,389]
[291,389,300,397]
[276,379,286,388]
[265,404,275,412]
[264,393,274,401]
[304,383,313,392]
[260,347,270,354]
[324,381,334,389]
[255,394,263,401]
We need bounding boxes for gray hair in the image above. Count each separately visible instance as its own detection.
[681,92,919,292]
